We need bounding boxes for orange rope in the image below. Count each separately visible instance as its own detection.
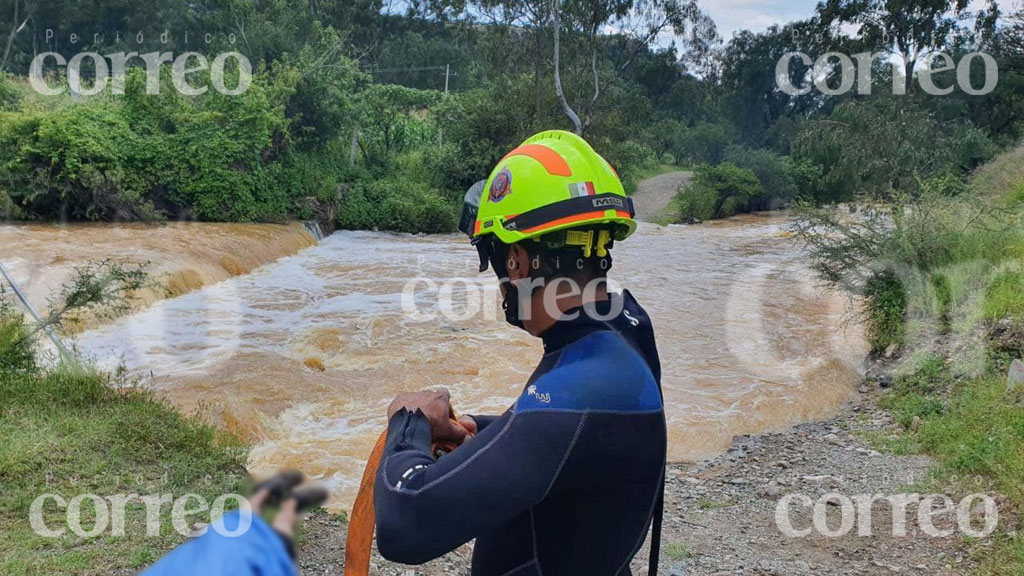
[344,417,474,576]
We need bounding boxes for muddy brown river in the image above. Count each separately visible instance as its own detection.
[2,215,866,509]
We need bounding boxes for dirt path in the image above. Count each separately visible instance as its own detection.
[298,387,986,575]
[632,171,692,222]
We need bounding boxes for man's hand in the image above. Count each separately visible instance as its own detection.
[387,388,470,445]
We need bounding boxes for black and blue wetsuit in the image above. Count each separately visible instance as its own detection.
[375,291,666,575]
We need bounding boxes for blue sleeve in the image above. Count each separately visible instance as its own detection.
[143,510,297,576]
[373,406,584,565]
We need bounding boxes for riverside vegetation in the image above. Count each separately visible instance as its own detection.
[0,1,1021,231]
[796,146,1024,573]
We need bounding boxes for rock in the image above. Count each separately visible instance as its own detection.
[667,565,686,576]
[884,343,899,358]
[824,433,843,446]
[1008,359,1024,391]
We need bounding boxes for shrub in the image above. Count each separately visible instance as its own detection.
[674,163,763,222]
[792,99,996,203]
[673,178,717,222]
[0,100,162,220]
[336,178,456,233]
[723,145,796,209]
[864,270,907,354]
[0,73,20,111]
[0,314,35,375]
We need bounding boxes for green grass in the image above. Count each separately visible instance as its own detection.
[874,352,1024,574]
[985,269,1024,322]
[0,317,247,576]
[663,542,692,560]
[971,146,1024,204]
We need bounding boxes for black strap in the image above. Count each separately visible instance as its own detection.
[648,469,665,575]
[502,194,635,233]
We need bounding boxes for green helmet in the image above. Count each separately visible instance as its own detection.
[458,130,636,249]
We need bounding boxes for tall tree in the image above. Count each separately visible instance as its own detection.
[0,0,35,72]
[552,0,713,134]
[816,0,970,94]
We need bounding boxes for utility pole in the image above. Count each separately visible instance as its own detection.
[440,64,451,146]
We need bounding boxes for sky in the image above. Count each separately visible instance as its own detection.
[701,0,1014,40]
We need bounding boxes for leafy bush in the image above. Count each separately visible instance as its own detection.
[0,313,35,375]
[0,65,303,223]
[674,163,763,222]
[792,99,996,203]
[722,145,796,209]
[283,26,366,148]
[794,148,1024,360]
[0,73,20,111]
[336,178,455,233]
[864,270,907,354]
[355,84,441,168]
[424,85,535,197]
[0,100,162,220]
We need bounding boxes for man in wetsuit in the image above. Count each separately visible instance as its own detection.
[376,130,667,575]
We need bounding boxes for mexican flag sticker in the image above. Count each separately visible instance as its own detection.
[568,181,596,198]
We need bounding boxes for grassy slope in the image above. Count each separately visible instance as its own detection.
[868,147,1024,574]
[0,318,247,575]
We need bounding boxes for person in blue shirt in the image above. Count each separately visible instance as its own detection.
[143,471,326,576]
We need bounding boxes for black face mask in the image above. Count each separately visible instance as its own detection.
[481,241,528,331]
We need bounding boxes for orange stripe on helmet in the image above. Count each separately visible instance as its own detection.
[501,144,572,177]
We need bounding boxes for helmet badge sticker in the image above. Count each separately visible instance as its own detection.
[488,168,513,203]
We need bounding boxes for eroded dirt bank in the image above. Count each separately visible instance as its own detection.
[0,221,316,332]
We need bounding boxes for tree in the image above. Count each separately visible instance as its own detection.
[816,0,971,95]
[719,20,832,146]
[354,84,440,166]
[551,0,713,134]
[0,0,35,73]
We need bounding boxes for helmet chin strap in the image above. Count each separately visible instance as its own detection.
[479,240,529,331]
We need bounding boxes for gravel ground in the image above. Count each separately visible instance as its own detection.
[296,386,998,575]
[632,171,691,222]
